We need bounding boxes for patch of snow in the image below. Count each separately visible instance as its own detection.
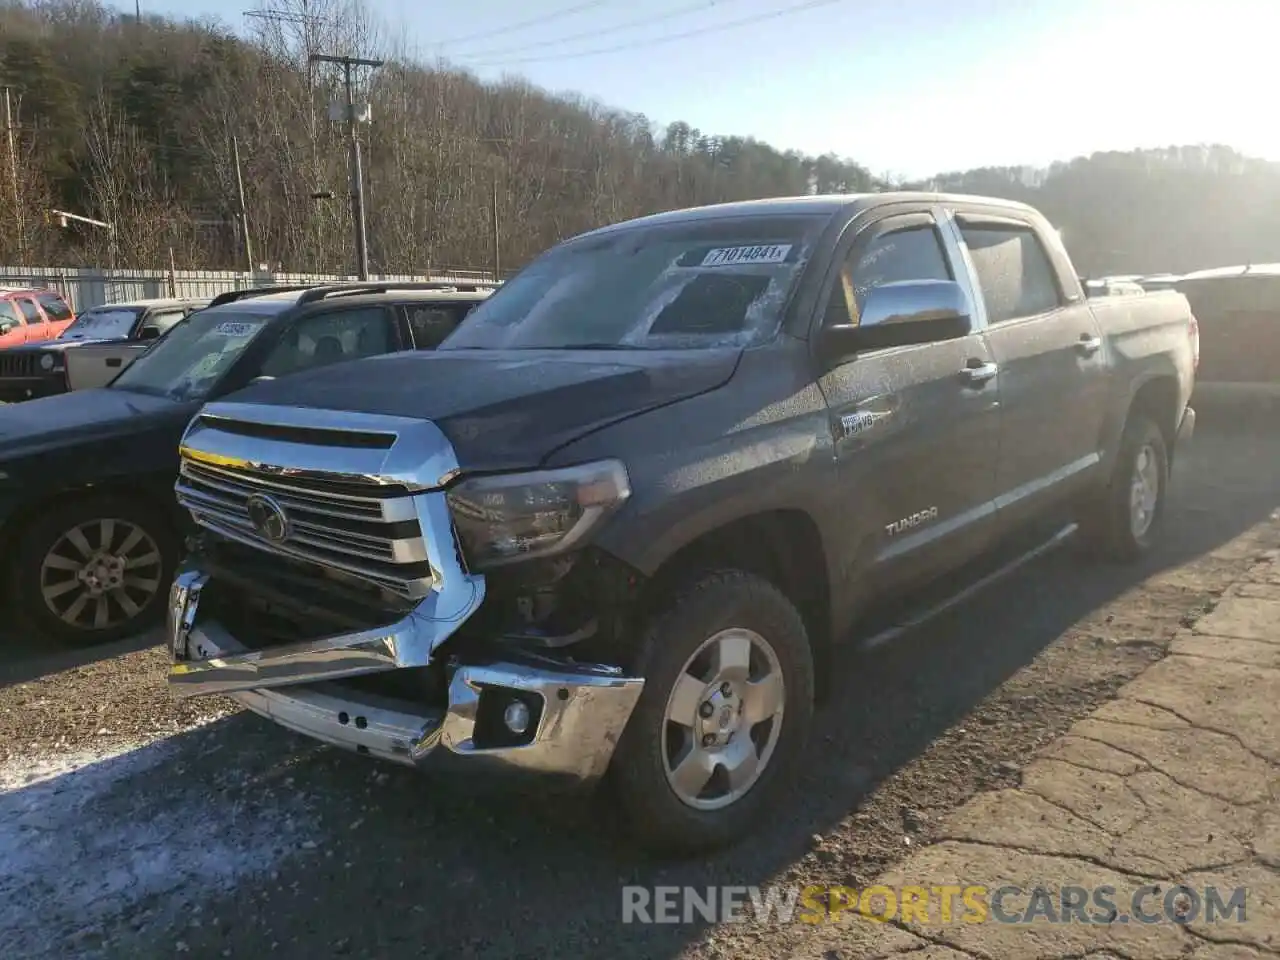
[0,719,317,957]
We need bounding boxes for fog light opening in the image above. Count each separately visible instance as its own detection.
[503,699,531,735]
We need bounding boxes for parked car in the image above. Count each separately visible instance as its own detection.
[0,281,494,644]
[0,297,211,403]
[1175,264,1280,407]
[0,286,76,351]
[166,193,1198,854]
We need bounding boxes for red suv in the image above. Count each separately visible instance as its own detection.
[0,287,77,348]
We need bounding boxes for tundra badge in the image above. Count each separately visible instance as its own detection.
[886,507,939,536]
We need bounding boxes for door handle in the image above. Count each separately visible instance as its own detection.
[1076,334,1102,356]
[960,360,998,386]
[105,357,122,368]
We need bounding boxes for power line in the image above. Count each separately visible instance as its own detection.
[434,0,612,49]
[463,0,849,67]
[451,0,724,61]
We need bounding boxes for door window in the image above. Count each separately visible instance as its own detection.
[0,301,21,334]
[405,303,474,349]
[143,309,188,337]
[825,224,953,327]
[959,225,1062,324]
[257,307,393,378]
[15,298,43,324]
[37,292,74,322]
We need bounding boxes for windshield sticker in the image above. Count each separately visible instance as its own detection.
[699,244,793,268]
[213,320,262,337]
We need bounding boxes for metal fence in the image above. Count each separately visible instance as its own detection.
[0,266,499,312]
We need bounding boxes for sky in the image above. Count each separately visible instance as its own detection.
[125,0,1280,180]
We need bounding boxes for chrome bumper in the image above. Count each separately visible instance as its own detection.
[167,567,485,697]
[166,567,645,782]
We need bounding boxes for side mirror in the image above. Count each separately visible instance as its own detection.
[139,327,161,341]
[819,279,972,367]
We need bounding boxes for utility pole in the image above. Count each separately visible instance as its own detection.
[3,86,25,266]
[231,134,254,273]
[311,52,382,281]
[490,173,500,281]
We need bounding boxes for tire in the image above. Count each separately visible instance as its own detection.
[1078,414,1169,562]
[609,570,815,856]
[11,494,179,645]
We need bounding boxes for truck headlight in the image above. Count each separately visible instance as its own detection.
[446,459,631,569]
[39,353,55,371]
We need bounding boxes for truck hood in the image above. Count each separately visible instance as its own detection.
[224,348,742,470]
[0,387,194,459]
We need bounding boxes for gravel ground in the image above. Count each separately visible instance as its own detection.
[1,408,1276,960]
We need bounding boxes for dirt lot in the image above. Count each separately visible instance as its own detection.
[1,406,1276,960]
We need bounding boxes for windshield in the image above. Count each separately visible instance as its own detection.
[59,307,142,341]
[441,214,826,351]
[110,307,275,400]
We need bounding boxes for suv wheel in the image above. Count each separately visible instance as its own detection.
[13,495,178,644]
[610,570,814,855]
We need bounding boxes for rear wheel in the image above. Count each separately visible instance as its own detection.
[609,570,814,856]
[1079,414,1168,562]
[13,495,178,644]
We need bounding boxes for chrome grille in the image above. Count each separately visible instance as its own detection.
[0,352,41,378]
[176,402,466,601]
[177,459,432,596]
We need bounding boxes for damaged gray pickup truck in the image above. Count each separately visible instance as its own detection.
[167,193,1199,853]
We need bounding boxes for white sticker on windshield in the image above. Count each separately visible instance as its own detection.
[213,320,260,337]
[700,244,792,268]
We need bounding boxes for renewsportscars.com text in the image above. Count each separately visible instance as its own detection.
[621,884,1248,926]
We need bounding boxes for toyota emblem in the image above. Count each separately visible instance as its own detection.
[245,493,290,543]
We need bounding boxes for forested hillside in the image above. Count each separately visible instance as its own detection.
[3,0,1280,278]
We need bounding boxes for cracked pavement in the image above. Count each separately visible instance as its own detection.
[827,562,1280,960]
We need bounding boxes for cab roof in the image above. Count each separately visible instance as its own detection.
[575,191,1042,239]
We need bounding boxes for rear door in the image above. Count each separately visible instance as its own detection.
[952,213,1109,524]
[36,292,76,337]
[0,300,25,349]
[14,297,48,342]
[814,207,1002,591]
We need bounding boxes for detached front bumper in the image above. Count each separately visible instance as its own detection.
[167,567,645,783]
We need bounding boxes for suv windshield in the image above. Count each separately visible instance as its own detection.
[110,307,276,400]
[59,306,142,341]
[441,214,826,351]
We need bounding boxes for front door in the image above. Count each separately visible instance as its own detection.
[0,301,24,348]
[14,297,48,343]
[215,305,400,397]
[814,210,1002,593]
[954,216,1109,526]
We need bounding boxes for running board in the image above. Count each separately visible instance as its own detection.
[860,522,1079,651]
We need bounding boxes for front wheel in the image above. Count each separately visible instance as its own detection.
[609,570,814,856]
[12,494,178,645]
